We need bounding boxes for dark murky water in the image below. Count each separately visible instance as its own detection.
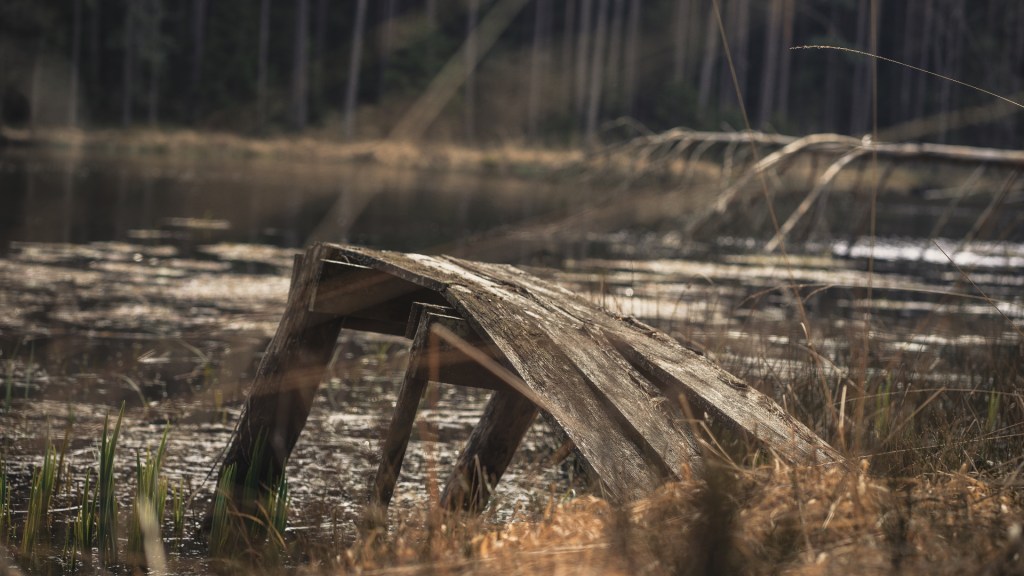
[1,147,1022,568]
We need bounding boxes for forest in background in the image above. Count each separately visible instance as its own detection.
[0,0,1022,148]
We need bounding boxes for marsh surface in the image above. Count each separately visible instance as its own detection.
[1,148,1021,569]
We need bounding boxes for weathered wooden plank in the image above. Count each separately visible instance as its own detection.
[454,259,704,477]
[312,260,417,315]
[320,244,836,499]
[219,242,840,528]
[405,302,456,339]
[329,247,675,499]
[320,245,461,292]
[613,333,841,464]
[312,259,448,318]
[443,282,669,501]
[463,259,839,464]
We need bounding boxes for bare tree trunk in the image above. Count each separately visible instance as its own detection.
[672,0,690,85]
[899,0,917,120]
[30,39,42,128]
[913,0,934,119]
[528,0,550,140]
[465,0,480,141]
[849,0,870,135]
[574,0,593,121]
[696,1,719,111]
[89,0,101,90]
[734,0,749,97]
[122,2,135,126]
[823,1,840,132]
[146,0,163,126]
[758,0,781,128]
[291,0,309,130]
[380,0,397,97]
[775,0,794,123]
[585,0,609,146]
[257,0,271,132]
[936,2,962,142]
[605,0,625,104]
[562,0,576,110]
[189,0,207,122]
[1013,2,1024,145]
[344,0,368,139]
[69,0,82,126]
[313,0,327,115]
[623,0,640,115]
[717,0,735,106]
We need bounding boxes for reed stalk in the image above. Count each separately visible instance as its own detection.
[127,426,170,565]
[208,463,236,557]
[20,445,57,560]
[172,478,186,543]
[98,402,125,566]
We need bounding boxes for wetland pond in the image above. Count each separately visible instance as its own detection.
[1,146,1022,570]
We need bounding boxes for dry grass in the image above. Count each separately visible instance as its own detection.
[324,462,1022,576]
[3,126,584,175]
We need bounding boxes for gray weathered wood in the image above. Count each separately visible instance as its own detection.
[210,244,347,524]
[441,389,538,512]
[215,242,839,529]
[318,243,839,497]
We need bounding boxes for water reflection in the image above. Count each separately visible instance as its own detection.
[0,148,583,257]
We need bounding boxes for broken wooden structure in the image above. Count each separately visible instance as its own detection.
[211,242,839,523]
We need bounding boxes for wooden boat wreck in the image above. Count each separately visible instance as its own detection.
[211,242,839,523]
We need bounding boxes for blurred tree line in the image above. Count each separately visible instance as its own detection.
[0,0,1021,147]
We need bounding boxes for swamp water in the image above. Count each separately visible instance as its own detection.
[0,147,1021,570]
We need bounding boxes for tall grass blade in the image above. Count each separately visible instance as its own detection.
[128,426,170,567]
[172,478,186,544]
[98,402,125,566]
[72,469,96,567]
[208,463,236,557]
[20,444,57,561]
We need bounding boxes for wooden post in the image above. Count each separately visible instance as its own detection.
[207,244,346,526]
[367,306,514,520]
[440,389,537,512]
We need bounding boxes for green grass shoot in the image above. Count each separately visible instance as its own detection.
[66,469,96,570]
[172,478,186,543]
[98,402,125,566]
[259,474,290,553]
[127,426,170,565]
[20,444,57,560]
[208,463,236,557]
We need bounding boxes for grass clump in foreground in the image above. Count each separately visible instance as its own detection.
[339,461,1020,576]
[208,432,291,564]
[252,441,1018,576]
[98,403,124,566]
[127,426,170,567]
[19,444,57,562]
